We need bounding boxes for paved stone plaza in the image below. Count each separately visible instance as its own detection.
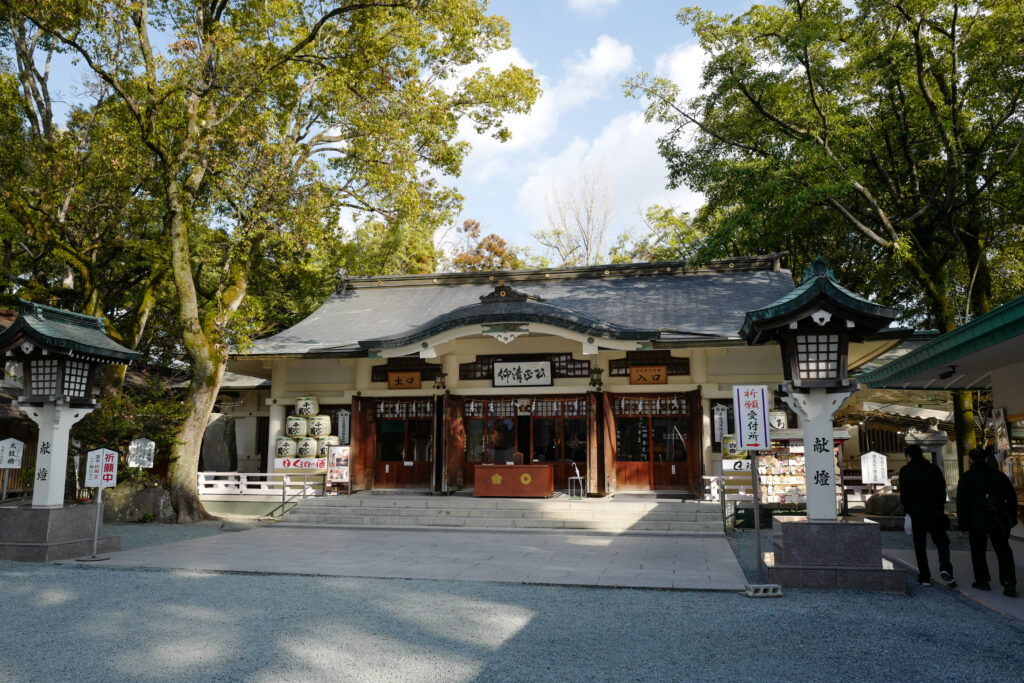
[1,522,1023,682]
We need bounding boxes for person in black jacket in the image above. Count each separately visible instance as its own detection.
[956,448,1018,597]
[899,444,955,586]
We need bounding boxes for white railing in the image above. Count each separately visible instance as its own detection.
[198,471,326,496]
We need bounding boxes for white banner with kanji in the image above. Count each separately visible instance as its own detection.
[732,385,770,450]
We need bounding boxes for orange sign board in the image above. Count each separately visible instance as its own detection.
[387,371,422,389]
[629,365,668,385]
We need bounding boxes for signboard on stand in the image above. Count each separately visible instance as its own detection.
[860,451,888,485]
[85,448,119,488]
[0,438,23,469]
[328,446,350,483]
[127,438,156,468]
[733,385,770,451]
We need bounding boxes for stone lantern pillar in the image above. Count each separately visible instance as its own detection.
[0,301,140,561]
[738,260,907,590]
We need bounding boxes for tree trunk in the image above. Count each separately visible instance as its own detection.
[167,358,224,522]
[950,389,977,475]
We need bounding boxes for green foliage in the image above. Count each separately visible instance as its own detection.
[626,0,1024,329]
[609,205,713,264]
[70,373,189,471]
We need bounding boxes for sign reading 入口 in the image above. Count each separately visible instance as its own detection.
[732,385,770,451]
[492,361,552,387]
[629,365,668,385]
[85,448,119,488]
[387,371,422,390]
[0,438,24,469]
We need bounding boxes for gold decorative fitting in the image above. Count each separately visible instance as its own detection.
[499,290,506,297]
[604,270,610,275]
[728,263,734,269]
[488,275,494,281]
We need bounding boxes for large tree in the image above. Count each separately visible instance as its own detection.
[626,0,1024,463]
[13,0,539,520]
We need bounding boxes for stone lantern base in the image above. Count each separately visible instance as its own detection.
[0,501,120,562]
[763,516,906,592]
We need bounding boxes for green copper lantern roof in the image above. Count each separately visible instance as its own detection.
[0,300,141,363]
[739,259,899,345]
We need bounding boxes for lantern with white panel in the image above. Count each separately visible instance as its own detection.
[739,259,907,591]
[0,301,139,561]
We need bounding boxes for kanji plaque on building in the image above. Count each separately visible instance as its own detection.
[629,365,668,385]
[387,371,422,389]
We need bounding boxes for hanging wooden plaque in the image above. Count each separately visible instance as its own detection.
[387,371,422,389]
[629,365,668,385]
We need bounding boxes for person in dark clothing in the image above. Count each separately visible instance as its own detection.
[899,444,955,586]
[956,448,1018,597]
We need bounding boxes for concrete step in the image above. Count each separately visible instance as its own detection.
[282,493,725,534]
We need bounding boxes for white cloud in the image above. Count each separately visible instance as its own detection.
[459,36,635,182]
[654,42,709,102]
[568,0,619,16]
[517,111,704,246]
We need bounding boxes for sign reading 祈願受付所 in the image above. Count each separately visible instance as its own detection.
[85,448,119,488]
[0,438,24,469]
[629,365,668,385]
[492,361,552,387]
[732,385,770,451]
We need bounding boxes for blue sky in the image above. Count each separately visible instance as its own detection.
[451,0,758,255]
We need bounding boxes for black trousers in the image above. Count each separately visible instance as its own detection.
[912,514,952,581]
[968,529,1017,587]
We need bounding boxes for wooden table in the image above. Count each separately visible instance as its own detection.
[473,464,554,498]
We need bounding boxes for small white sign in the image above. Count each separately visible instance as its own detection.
[860,451,888,485]
[733,385,770,450]
[128,438,156,468]
[0,438,24,469]
[493,361,552,387]
[723,458,752,472]
[337,408,351,445]
[274,457,328,471]
[85,448,119,488]
[768,410,788,431]
[713,404,729,444]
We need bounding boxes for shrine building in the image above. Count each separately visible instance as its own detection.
[227,255,905,496]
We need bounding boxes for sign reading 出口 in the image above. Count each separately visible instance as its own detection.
[492,361,552,387]
[387,371,422,389]
[629,365,668,385]
[732,385,770,451]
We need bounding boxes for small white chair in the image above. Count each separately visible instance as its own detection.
[568,462,586,499]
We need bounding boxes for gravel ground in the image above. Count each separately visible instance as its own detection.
[1,523,1022,682]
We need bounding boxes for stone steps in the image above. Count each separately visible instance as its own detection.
[281,494,724,535]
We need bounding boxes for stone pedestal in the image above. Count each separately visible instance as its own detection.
[763,515,905,592]
[0,502,120,562]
